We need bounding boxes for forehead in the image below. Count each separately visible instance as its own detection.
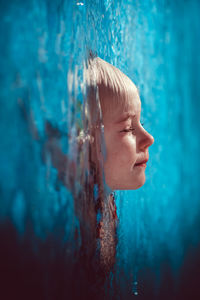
[103,91,141,125]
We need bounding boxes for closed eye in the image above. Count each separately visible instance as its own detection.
[120,122,144,135]
[120,128,136,134]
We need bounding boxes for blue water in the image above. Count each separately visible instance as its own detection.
[0,0,200,299]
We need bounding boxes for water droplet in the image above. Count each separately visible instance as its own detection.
[132,279,138,296]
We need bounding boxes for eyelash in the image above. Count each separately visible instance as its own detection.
[122,128,135,133]
[120,123,144,135]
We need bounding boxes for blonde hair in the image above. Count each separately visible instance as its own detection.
[85,56,138,122]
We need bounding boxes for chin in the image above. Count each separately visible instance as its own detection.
[108,179,146,190]
[105,173,146,191]
[130,174,146,190]
[133,182,145,190]
[135,177,146,189]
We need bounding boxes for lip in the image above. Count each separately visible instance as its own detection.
[134,163,147,168]
[135,159,148,167]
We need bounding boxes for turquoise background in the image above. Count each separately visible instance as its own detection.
[0,0,200,299]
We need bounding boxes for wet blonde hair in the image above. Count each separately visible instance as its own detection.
[85,56,138,123]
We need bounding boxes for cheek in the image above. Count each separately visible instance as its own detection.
[105,135,137,166]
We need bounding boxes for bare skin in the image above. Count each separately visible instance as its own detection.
[102,88,154,190]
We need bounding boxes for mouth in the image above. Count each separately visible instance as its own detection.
[134,159,148,168]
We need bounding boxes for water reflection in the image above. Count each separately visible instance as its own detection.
[0,0,200,299]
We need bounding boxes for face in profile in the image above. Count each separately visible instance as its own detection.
[102,85,154,190]
[86,56,154,190]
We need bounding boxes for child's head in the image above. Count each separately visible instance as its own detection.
[86,57,154,190]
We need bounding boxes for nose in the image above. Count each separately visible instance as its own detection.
[138,129,154,150]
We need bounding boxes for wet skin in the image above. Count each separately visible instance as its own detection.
[102,90,154,190]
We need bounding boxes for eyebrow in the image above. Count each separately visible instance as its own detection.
[115,113,136,124]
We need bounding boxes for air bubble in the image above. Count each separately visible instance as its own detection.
[132,280,138,296]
